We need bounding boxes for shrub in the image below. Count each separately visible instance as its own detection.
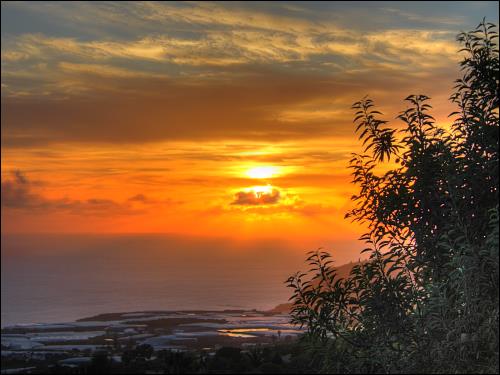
[287,19,499,374]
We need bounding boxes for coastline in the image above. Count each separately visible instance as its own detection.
[1,308,302,372]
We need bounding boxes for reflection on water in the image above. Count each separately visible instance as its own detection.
[218,328,270,338]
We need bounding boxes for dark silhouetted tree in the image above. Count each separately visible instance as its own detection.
[288,19,499,374]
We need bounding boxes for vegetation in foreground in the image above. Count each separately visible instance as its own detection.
[287,19,499,374]
[10,343,311,374]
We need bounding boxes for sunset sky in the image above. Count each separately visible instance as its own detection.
[2,1,498,254]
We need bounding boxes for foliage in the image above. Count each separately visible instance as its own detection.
[287,19,499,374]
[122,343,154,365]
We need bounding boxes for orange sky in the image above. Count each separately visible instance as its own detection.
[2,2,498,260]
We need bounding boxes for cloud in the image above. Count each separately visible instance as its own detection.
[1,2,464,100]
[128,193,149,202]
[0,71,353,145]
[0,1,479,149]
[209,190,343,218]
[231,187,281,205]
[1,63,459,148]
[59,62,168,78]
[0,171,162,216]
[127,1,334,35]
[381,7,465,26]
[1,27,459,73]
[1,170,40,209]
[0,0,489,100]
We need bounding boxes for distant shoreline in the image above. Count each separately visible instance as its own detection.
[2,309,303,367]
[1,305,291,330]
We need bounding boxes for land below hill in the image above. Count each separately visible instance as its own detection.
[1,310,301,374]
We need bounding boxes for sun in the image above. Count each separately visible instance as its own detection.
[248,185,273,197]
[246,166,280,179]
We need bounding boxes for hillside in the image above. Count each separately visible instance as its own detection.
[269,260,363,314]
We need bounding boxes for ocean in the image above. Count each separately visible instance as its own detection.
[1,233,361,327]
[1,234,307,327]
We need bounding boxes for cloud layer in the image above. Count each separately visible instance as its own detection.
[1,1,497,237]
[2,1,488,147]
